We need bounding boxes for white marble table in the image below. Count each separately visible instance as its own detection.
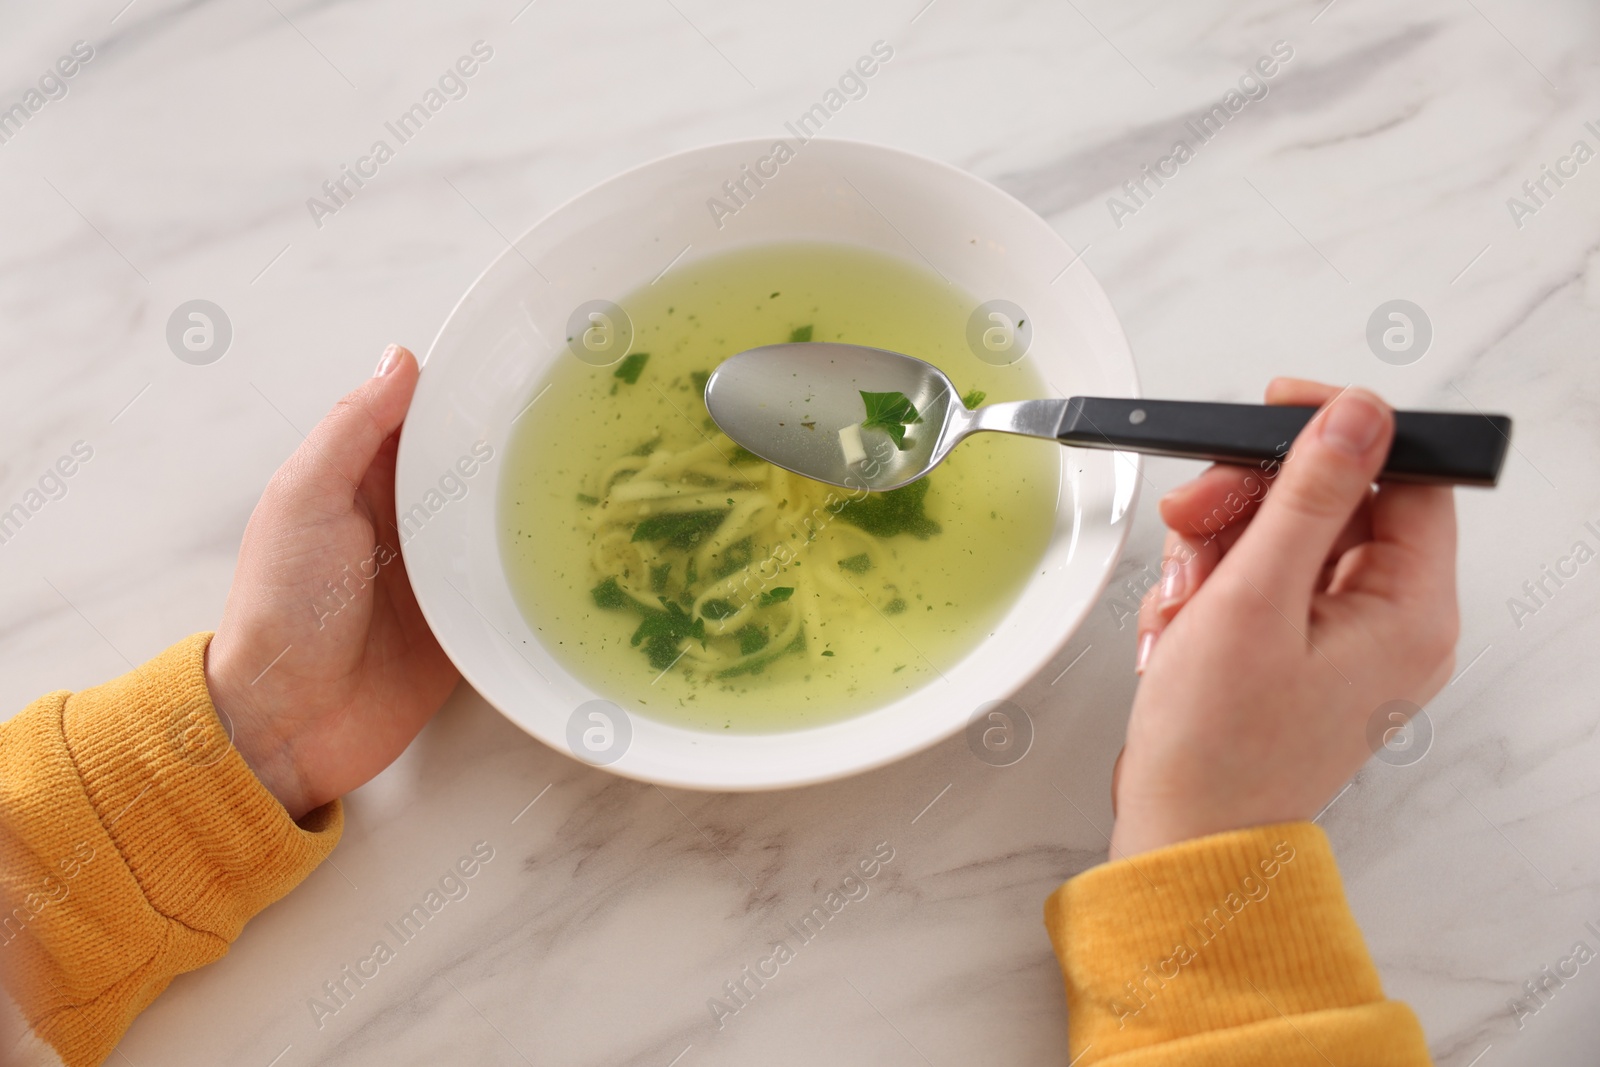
[3,0,1598,1063]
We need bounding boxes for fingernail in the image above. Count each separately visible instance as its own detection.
[374,344,401,377]
[1158,554,1187,609]
[1320,392,1385,455]
[1159,478,1197,508]
[1135,632,1155,675]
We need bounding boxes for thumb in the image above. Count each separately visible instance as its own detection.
[290,345,421,505]
[1217,388,1393,613]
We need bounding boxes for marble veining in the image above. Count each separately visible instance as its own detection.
[2,0,1598,1063]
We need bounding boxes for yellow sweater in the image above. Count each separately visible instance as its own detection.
[0,635,339,1066]
[0,635,1432,1065]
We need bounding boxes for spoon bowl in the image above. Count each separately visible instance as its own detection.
[706,343,960,491]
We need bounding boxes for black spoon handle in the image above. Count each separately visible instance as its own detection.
[1058,397,1512,487]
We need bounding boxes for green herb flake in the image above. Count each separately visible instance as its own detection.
[838,553,872,574]
[758,586,795,606]
[630,599,706,670]
[789,324,813,343]
[690,369,710,394]
[576,493,600,505]
[821,650,834,657]
[632,510,727,550]
[718,626,804,678]
[591,577,628,609]
[859,390,922,450]
[961,389,987,409]
[837,478,941,539]
[885,597,907,614]
[711,537,753,579]
[650,562,672,594]
[728,445,762,465]
[614,352,650,384]
[736,624,770,656]
[701,598,739,621]
[638,636,673,670]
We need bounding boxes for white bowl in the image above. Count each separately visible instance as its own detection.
[397,138,1139,791]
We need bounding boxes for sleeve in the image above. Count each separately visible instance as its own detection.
[1044,822,1432,1065]
[0,633,342,1067]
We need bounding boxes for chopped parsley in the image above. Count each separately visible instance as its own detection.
[961,389,987,409]
[859,390,922,450]
[630,599,706,670]
[758,587,795,606]
[789,324,813,343]
[711,537,753,579]
[591,577,629,609]
[650,562,672,593]
[700,598,739,621]
[838,553,872,574]
[632,510,727,549]
[736,624,770,655]
[718,630,805,678]
[838,478,940,539]
[613,352,649,384]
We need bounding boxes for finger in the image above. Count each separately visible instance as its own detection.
[1215,388,1394,615]
[1155,530,1224,625]
[1264,377,1344,407]
[1135,530,1185,673]
[1343,482,1457,603]
[1137,530,1221,670]
[358,428,403,544]
[291,346,421,506]
[1159,464,1273,544]
[1271,376,1456,601]
[1318,493,1375,591]
[1166,468,1374,596]
[1373,483,1456,589]
[1110,746,1125,818]
[1158,382,1342,541]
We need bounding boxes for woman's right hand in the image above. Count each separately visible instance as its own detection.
[1109,380,1460,858]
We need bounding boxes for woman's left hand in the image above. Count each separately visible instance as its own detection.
[206,345,460,819]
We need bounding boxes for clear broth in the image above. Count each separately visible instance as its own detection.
[499,243,1059,732]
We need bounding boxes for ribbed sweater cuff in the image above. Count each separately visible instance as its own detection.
[60,632,342,941]
[1045,823,1385,1056]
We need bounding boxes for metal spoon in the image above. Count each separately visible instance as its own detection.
[703,343,1511,491]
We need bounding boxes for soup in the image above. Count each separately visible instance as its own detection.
[499,243,1059,732]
